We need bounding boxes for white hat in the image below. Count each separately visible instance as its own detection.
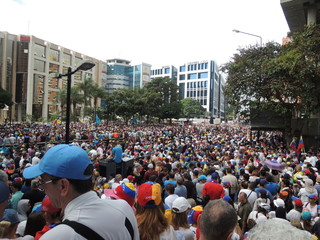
[172,197,191,213]
[274,198,285,208]
[148,163,153,169]
[35,152,41,156]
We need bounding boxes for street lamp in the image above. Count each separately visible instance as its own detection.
[57,60,95,144]
[232,29,262,47]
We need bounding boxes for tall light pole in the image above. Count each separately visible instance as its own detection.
[232,29,262,47]
[57,60,95,144]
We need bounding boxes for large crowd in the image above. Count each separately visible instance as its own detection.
[1,121,320,240]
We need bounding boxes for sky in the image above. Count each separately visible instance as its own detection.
[1,0,290,69]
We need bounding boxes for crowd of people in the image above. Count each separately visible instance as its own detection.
[1,121,320,240]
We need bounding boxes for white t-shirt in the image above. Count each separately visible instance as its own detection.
[40,191,139,240]
[160,225,178,240]
[175,227,195,240]
[239,189,257,208]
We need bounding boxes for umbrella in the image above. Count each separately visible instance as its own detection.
[261,160,284,171]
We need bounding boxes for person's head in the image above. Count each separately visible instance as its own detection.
[135,182,168,240]
[23,144,93,210]
[24,211,46,237]
[308,194,318,205]
[247,219,310,239]
[41,196,61,225]
[198,175,207,183]
[171,197,191,230]
[0,209,20,238]
[165,183,175,195]
[275,206,286,219]
[200,199,238,240]
[187,205,203,226]
[0,181,10,219]
[103,183,136,207]
[238,192,248,204]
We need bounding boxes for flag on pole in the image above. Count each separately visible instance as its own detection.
[290,137,297,152]
[297,136,305,154]
[96,114,101,125]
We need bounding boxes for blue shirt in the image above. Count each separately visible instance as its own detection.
[174,185,187,198]
[112,146,123,163]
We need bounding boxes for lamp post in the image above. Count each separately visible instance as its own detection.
[57,60,95,144]
[232,29,262,47]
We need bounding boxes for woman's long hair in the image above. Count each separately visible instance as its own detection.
[171,211,189,230]
[135,203,169,240]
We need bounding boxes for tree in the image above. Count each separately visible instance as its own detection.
[0,87,13,109]
[144,77,182,122]
[91,83,106,120]
[77,79,94,109]
[181,98,206,120]
[222,24,320,139]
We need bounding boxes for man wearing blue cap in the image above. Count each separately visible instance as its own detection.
[23,144,139,240]
[202,172,225,202]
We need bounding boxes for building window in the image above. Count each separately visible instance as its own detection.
[165,67,170,74]
[199,72,208,79]
[62,53,71,65]
[49,49,59,62]
[187,73,197,80]
[34,59,45,72]
[180,65,186,72]
[34,44,46,58]
[179,74,185,80]
[204,62,208,69]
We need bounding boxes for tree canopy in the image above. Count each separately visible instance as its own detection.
[222,24,320,122]
[0,87,13,109]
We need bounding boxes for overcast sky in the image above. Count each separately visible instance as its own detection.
[1,0,289,68]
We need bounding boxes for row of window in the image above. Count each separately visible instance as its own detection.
[187,81,208,88]
[151,67,170,75]
[179,63,208,72]
[179,72,208,80]
[187,90,208,98]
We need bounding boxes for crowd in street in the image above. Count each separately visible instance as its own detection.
[1,121,320,239]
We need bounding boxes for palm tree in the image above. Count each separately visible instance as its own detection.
[71,87,84,117]
[77,79,94,109]
[54,88,67,112]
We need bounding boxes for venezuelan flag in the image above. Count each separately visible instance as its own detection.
[78,119,85,125]
[290,137,297,152]
[297,136,305,153]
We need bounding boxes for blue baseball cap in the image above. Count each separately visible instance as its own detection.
[211,172,218,180]
[0,181,9,203]
[291,196,300,201]
[198,175,207,181]
[23,144,93,180]
[2,209,20,224]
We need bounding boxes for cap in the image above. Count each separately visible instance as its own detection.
[223,195,233,203]
[274,198,285,208]
[172,197,191,213]
[259,179,268,186]
[137,182,161,207]
[23,144,93,180]
[192,170,199,175]
[198,175,207,181]
[0,181,9,203]
[222,181,231,187]
[42,196,61,213]
[104,183,136,206]
[301,211,312,220]
[211,172,218,180]
[308,194,318,200]
[291,196,301,201]
[2,209,20,224]
[187,205,203,224]
[148,163,153,169]
[258,203,271,211]
[127,175,134,181]
[293,200,303,207]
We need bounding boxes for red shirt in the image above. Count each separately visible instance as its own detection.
[202,181,225,200]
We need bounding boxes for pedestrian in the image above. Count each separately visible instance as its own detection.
[23,144,139,240]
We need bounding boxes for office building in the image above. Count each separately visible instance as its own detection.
[151,65,178,84]
[177,60,225,119]
[0,31,102,122]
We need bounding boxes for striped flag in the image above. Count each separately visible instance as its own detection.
[297,136,305,154]
[290,137,297,152]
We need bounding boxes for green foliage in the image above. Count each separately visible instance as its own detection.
[181,98,206,119]
[0,87,13,109]
[222,24,320,121]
